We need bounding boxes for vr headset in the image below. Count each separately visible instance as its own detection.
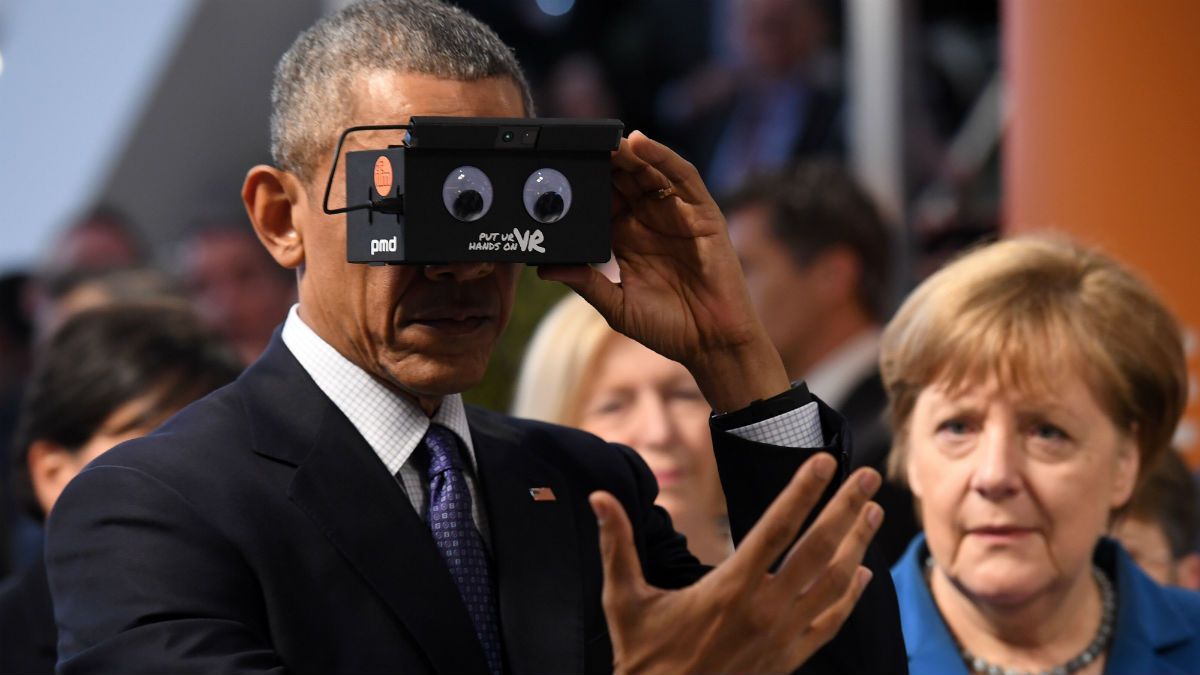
[322,117,624,265]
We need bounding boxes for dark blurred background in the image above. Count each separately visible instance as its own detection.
[0,0,1003,405]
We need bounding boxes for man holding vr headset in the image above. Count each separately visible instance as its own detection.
[45,1,904,673]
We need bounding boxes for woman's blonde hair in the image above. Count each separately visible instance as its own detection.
[512,294,615,425]
[881,236,1187,491]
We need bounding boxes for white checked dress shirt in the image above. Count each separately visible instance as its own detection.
[280,305,826,547]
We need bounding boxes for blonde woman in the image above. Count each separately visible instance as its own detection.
[514,294,732,565]
[884,237,1200,674]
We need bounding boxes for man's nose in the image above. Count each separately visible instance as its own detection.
[423,262,495,282]
[969,424,1023,500]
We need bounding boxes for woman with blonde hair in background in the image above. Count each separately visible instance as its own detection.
[513,294,732,565]
[885,237,1200,674]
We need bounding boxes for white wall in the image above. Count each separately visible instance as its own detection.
[0,0,198,272]
[0,0,321,274]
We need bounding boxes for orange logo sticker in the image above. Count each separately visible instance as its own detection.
[374,156,394,197]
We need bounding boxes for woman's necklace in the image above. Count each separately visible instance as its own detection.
[925,557,1117,675]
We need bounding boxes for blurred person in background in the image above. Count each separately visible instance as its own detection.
[5,266,182,576]
[662,0,843,195]
[0,303,241,675]
[513,294,731,565]
[0,273,34,580]
[725,160,918,564]
[544,52,619,120]
[886,238,1200,674]
[38,205,147,276]
[32,267,182,341]
[178,217,297,364]
[1111,450,1200,590]
[0,275,33,395]
[26,205,153,342]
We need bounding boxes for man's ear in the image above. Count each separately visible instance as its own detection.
[27,440,78,516]
[243,165,307,269]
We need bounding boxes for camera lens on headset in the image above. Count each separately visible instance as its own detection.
[442,166,493,222]
[523,168,572,224]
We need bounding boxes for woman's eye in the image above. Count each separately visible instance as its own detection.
[1031,424,1069,441]
[936,419,972,435]
[590,399,626,416]
[669,389,705,402]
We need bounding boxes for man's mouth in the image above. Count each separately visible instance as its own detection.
[409,314,492,335]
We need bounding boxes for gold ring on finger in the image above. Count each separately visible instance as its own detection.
[650,185,676,201]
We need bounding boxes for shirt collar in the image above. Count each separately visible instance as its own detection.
[803,328,882,410]
[279,304,476,475]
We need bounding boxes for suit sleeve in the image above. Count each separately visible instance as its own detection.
[606,443,711,590]
[45,464,286,674]
[712,388,909,675]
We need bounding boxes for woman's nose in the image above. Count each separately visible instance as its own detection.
[969,425,1022,500]
[632,394,679,450]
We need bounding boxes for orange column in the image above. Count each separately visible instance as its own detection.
[1005,0,1200,466]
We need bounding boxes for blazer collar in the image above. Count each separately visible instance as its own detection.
[468,408,584,675]
[240,336,585,673]
[894,535,1200,675]
[891,535,969,675]
[241,334,491,674]
[1100,538,1196,674]
[239,333,327,467]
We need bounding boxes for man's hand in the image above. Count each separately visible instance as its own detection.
[590,454,883,675]
[538,131,789,412]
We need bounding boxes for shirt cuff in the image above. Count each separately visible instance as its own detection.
[711,381,826,448]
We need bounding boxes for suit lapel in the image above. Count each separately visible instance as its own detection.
[1103,540,1196,675]
[469,410,584,675]
[244,337,490,674]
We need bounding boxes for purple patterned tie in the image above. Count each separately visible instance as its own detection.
[421,424,503,675]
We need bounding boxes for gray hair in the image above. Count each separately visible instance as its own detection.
[270,0,535,180]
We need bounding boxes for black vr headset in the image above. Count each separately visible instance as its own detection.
[323,117,624,265]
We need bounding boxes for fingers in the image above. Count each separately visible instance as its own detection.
[783,503,880,632]
[611,132,711,205]
[627,131,713,204]
[721,453,839,583]
[611,168,648,206]
[611,141,674,206]
[784,496,881,638]
[537,265,624,322]
[785,566,874,664]
[589,491,647,606]
[775,468,882,593]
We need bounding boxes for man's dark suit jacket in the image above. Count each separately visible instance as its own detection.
[45,336,905,674]
[0,554,57,674]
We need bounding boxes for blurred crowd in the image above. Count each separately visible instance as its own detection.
[0,206,297,580]
[460,0,1000,254]
[1,0,1198,673]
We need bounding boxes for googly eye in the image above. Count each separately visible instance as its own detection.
[523,168,572,224]
[442,166,493,222]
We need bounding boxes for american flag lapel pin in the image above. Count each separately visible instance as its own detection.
[529,487,557,502]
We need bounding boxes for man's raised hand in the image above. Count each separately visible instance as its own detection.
[590,453,883,675]
[538,131,790,413]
